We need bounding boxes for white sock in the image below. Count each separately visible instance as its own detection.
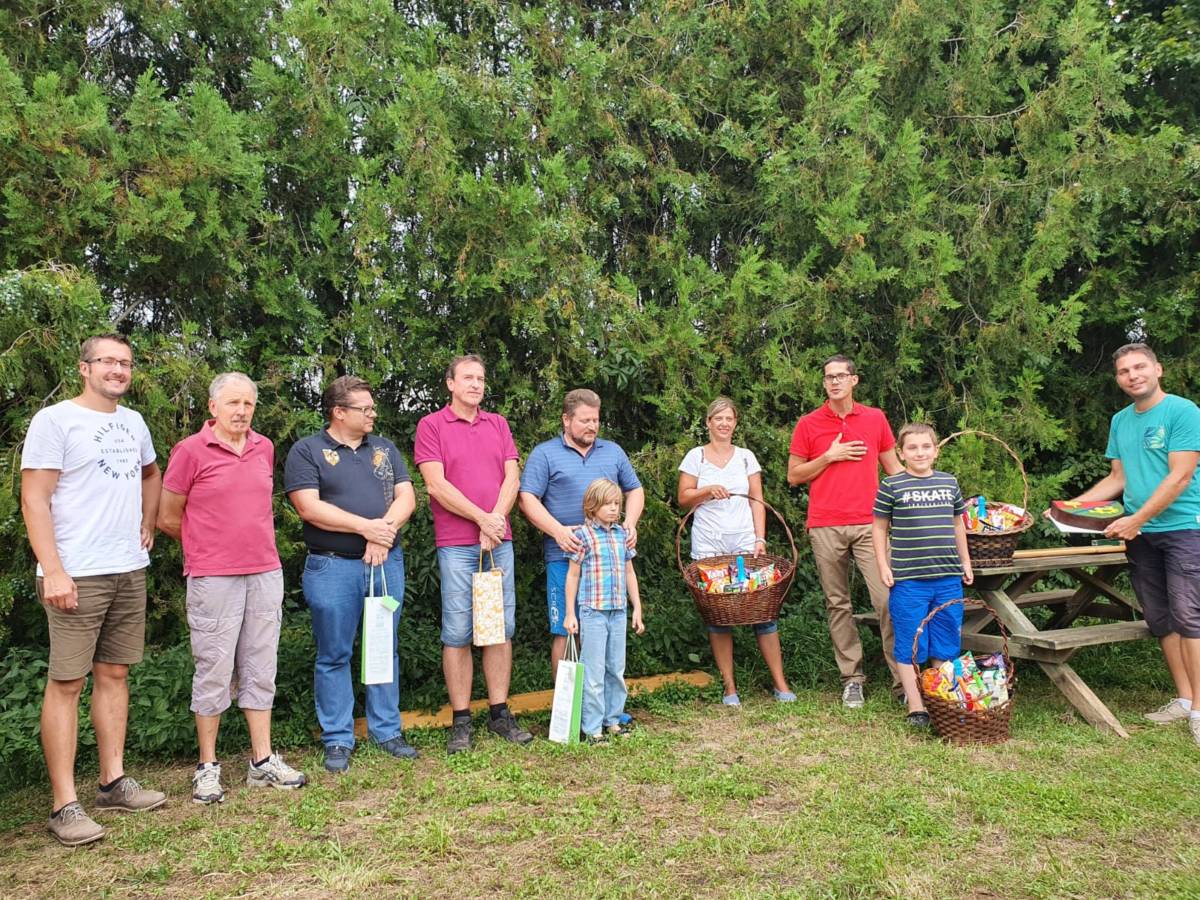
[1179,698,1193,711]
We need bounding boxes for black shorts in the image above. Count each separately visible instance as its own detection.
[1125,530,1200,639]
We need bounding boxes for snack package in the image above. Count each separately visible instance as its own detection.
[930,650,1007,709]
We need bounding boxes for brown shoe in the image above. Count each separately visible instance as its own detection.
[48,802,104,846]
[94,776,166,812]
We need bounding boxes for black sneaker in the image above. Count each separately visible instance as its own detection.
[376,734,419,760]
[487,708,534,746]
[323,745,352,773]
[447,718,473,755]
[905,711,931,729]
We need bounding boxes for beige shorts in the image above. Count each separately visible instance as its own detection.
[38,569,147,681]
[187,569,284,716]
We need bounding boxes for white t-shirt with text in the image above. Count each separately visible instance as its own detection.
[21,400,156,577]
[678,446,762,559]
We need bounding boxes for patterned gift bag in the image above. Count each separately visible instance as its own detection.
[471,549,506,646]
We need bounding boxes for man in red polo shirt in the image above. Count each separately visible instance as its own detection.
[159,372,306,803]
[415,354,532,754]
[788,354,903,708]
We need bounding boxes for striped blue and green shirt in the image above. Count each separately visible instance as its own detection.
[873,470,966,581]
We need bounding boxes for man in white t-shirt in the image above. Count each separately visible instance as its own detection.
[20,334,167,847]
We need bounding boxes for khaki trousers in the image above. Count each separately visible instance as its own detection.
[808,524,899,688]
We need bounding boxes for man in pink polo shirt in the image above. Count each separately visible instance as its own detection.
[159,372,306,804]
[788,354,903,708]
[414,353,532,754]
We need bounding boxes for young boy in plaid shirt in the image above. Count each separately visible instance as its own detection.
[563,479,645,743]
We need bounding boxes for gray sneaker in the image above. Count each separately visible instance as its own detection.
[94,775,166,812]
[447,718,473,755]
[487,708,534,746]
[323,745,352,773]
[248,753,307,789]
[376,734,419,760]
[841,682,865,709]
[1190,716,1200,746]
[1144,698,1192,725]
[48,802,104,847]
[192,763,225,805]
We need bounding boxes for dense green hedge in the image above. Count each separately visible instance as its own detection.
[1,0,1197,781]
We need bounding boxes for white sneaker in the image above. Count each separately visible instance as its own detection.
[1144,698,1192,725]
[841,682,865,709]
[247,753,307,790]
[192,763,225,805]
[1190,717,1200,746]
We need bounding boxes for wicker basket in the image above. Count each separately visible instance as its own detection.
[914,598,1015,745]
[938,429,1034,568]
[676,494,798,627]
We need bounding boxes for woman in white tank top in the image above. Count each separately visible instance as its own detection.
[677,398,795,707]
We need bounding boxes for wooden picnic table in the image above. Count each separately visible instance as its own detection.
[856,545,1152,738]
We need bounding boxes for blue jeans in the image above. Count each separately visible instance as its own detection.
[707,620,778,636]
[437,541,516,647]
[546,560,569,636]
[579,605,627,736]
[888,576,964,665]
[302,547,405,748]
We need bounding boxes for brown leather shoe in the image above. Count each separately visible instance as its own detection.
[48,802,105,846]
[94,776,166,812]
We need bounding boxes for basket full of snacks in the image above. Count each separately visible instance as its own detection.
[675,495,797,627]
[915,598,1015,745]
[939,429,1034,568]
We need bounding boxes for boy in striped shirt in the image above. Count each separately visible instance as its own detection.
[871,424,974,727]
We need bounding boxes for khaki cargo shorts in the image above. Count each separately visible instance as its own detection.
[38,569,147,680]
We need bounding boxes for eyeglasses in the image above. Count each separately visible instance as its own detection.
[85,357,135,370]
[340,404,378,416]
[822,373,854,384]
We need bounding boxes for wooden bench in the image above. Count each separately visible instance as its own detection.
[852,547,1150,737]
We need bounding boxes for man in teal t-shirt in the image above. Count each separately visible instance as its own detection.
[1065,343,1200,747]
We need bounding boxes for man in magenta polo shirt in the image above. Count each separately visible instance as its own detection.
[414,353,533,754]
[787,354,903,708]
[159,372,306,804]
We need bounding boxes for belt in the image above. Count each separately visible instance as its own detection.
[309,549,363,560]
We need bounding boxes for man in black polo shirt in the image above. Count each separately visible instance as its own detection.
[285,376,417,773]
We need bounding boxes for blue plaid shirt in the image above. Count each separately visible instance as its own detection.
[570,521,636,610]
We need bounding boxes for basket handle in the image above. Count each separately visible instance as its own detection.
[910,597,1016,690]
[675,493,798,580]
[936,429,1030,513]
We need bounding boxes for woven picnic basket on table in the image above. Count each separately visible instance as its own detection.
[938,429,1034,568]
[676,494,797,627]
[914,598,1016,745]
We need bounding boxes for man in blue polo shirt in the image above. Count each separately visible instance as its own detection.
[519,389,644,679]
[284,375,418,773]
[1063,343,1200,747]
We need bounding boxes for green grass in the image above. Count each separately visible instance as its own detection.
[1,681,1198,898]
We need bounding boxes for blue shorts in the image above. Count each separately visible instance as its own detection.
[707,621,778,636]
[888,576,963,665]
[437,542,517,647]
[546,560,569,637]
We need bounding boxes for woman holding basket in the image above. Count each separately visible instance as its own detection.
[678,398,795,706]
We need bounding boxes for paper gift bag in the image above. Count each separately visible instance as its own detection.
[361,565,399,685]
[471,548,507,647]
[548,638,584,744]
